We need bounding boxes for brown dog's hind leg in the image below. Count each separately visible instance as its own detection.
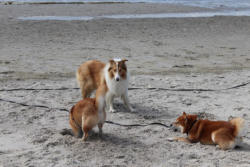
[82,116,99,141]
[217,139,235,150]
[82,126,90,141]
[167,137,192,143]
[213,128,235,150]
[98,123,103,137]
[69,118,83,138]
[175,137,192,143]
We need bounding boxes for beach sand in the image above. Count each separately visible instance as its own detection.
[1,3,250,167]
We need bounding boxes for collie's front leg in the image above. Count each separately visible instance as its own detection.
[121,93,133,112]
[106,93,115,112]
[98,123,103,137]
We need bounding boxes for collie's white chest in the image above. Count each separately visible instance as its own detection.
[106,79,128,97]
[104,62,129,97]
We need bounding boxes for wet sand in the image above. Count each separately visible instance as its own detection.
[1,3,250,167]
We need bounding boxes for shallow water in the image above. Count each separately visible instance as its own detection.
[18,10,250,21]
[18,16,93,21]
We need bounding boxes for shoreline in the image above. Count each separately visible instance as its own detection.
[2,13,250,79]
[1,0,250,10]
[1,2,250,20]
[17,10,250,21]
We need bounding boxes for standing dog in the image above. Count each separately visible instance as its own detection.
[170,112,246,150]
[76,59,132,112]
[69,78,107,141]
[76,60,105,98]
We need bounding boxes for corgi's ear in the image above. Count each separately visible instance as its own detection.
[122,59,128,62]
[183,112,186,116]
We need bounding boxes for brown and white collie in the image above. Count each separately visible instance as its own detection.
[69,78,107,141]
[169,112,246,150]
[76,58,132,112]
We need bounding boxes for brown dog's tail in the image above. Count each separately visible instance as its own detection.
[69,105,83,138]
[230,117,246,137]
[70,105,75,121]
[69,105,78,129]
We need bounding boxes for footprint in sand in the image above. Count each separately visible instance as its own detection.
[219,46,237,50]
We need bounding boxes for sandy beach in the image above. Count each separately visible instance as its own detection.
[1,3,250,167]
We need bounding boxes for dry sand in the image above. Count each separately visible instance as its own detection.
[1,3,250,167]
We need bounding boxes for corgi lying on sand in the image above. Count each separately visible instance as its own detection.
[69,78,107,141]
[76,59,132,112]
[169,112,246,150]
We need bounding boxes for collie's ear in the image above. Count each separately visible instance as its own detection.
[122,59,128,62]
[109,60,115,64]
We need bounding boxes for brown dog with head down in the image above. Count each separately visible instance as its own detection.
[170,112,246,150]
[69,77,107,141]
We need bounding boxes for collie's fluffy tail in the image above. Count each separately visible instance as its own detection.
[230,117,246,137]
[76,69,82,87]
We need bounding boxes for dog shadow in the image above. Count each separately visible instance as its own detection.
[100,132,145,147]
[234,142,250,152]
[60,128,145,148]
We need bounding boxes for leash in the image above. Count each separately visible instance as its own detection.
[0,97,170,129]
[0,98,170,129]
[0,80,250,92]
[0,98,69,112]
[0,87,80,92]
[105,120,170,128]
[1,80,249,130]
